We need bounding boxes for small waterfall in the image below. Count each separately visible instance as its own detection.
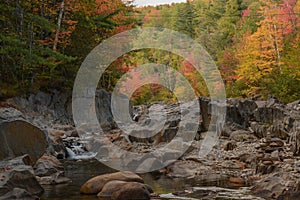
[64,137,97,160]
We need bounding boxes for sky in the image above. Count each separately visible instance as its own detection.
[134,0,186,7]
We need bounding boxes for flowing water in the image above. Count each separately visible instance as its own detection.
[40,159,258,200]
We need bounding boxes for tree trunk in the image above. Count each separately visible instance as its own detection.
[53,0,65,52]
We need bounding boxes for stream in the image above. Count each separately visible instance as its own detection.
[41,159,259,200]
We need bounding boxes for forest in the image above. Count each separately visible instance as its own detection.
[1,0,300,104]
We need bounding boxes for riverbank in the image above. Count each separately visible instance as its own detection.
[0,90,299,199]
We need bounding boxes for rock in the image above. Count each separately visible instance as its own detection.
[95,90,117,131]
[229,130,256,142]
[224,99,257,128]
[34,155,63,177]
[97,180,153,199]
[0,157,44,196]
[33,155,70,185]
[47,133,67,160]
[0,108,24,122]
[36,171,70,185]
[290,128,300,156]
[0,120,48,164]
[250,122,269,138]
[111,182,151,200]
[0,188,39,200]
[252,176,286,199]
[224,141,237,151]
[229,177,245,186]
[254,99,285,124]
[80,171,144,194]
[136,158,163,173]
[97,180,128,198]
[199,97,211,131]
[262,161,273,165]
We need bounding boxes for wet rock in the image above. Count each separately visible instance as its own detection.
[111,182,151,200]
[97,180,153,199]
[0,119,48,164]
[0,188,39,200]
[36,171,70,185]
[97,180,128,198]
[47,132,66,160]
[80,171,144,194]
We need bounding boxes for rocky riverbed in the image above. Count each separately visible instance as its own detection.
[0,90,299,199]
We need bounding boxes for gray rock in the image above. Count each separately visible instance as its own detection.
[0,108,24,122]
[0,157,44,196]
[230,130,256,142]
[0,188,39,200]
[34,155,63,177]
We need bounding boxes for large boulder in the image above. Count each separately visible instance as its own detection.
[0,118,48,164]
[97,180,152,199]
[111,182,151,200]
[80,171,144,194]
[34,155,70,185]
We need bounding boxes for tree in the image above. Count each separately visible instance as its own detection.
[235,0,296,98]
[173,1,197,38]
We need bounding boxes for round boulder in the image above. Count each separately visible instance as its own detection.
[80,171,144,194]
[0,120,48,164]
[111,182,151,200]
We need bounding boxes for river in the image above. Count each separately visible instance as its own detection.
[41,159,258,200]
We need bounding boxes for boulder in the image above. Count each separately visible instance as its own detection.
[111,182,151,200]
[0,156,44,197]
[33,155,70,185]
[80,171,144,194]
[0,119,48,164]
[0,188,39,200]
[97,180,128,198]
[252,176,285,199]
[34,155,63,177]
[98,180,152,199]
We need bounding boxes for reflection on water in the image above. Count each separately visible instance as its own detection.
[41,159,242,200]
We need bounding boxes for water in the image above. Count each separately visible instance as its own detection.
[41,159,253,200]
